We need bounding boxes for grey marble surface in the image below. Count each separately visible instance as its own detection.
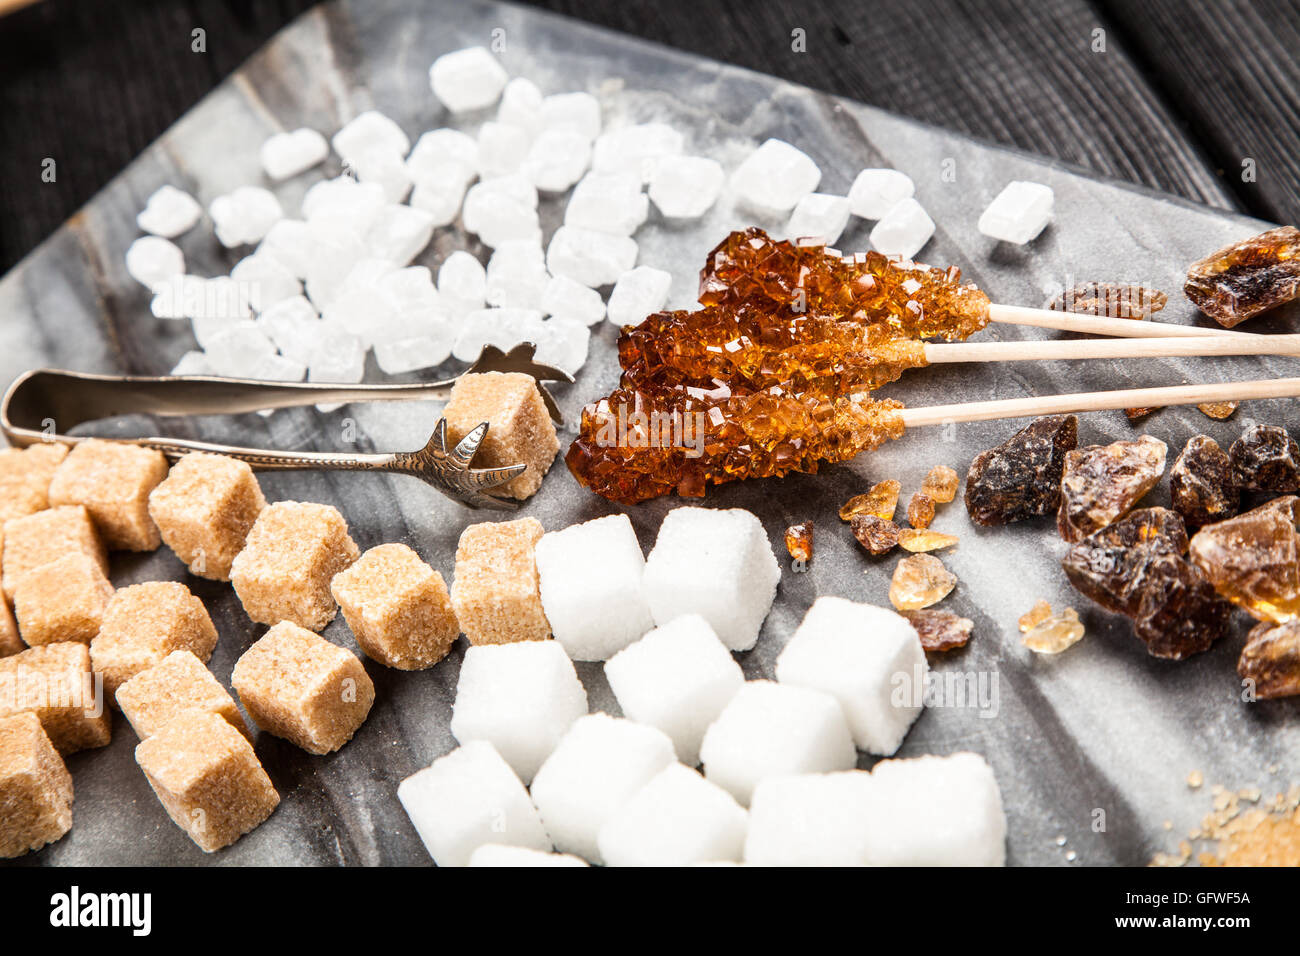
[2,0,1297,866]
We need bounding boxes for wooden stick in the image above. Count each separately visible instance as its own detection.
[900,377,1300,427]
[988,303,1247,339]
[923,334,1300,364]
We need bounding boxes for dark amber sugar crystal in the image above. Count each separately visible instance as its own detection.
[1170,435,1239,531]
[1132,559,1233,660]
[1198,401,1238,421]
[1184,225,1300,328]
[903,609,973,652]
[1189,496,1300,624]
[964,415,1078,526]
[907,492,935,529]
[1238,620,1300,699]
[784,522,813,563]
[840,479,900,522]
[1229,424,1300,493]
[1049,282,1168,320]
[1057,436,1167,542]
[850,515,900,555]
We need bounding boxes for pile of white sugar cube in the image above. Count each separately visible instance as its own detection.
[398,505,1007,867]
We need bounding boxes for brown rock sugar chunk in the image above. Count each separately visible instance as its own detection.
[1184,225,1300,328]
[47,439,169,551]
[1229,424,1300,493]
[0,712,74,858]
[964,415,1078,526]
[1170,435,1239,531]
[902,609,972,652]
[907,492,935,529]
[229,501,359,631]
[134,711,279,852]
[116,650,248,740]
[850,515,900,556]
[1057,436,1167,542]
[442,372,560,501]
[1189,496,1300,624]
[1238,620,1300,700]
[13,552,114,646]
[2,505,106,600]
[0,642,110,754]
[331,543,460,670]
[148,452,266,580]
[0,442,68,525]
[231,621,375,755]
[1048,282,1168,320]
[451,517,550,645]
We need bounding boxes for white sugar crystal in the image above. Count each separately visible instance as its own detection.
[468,845,588,867]
[136,185,202,238]
[301,177,387,231]
[541,274,605,325]
[776,596,926,755]
[409,178,468,228]
[170,350,213,376]
[194,276,254,322]
[451,308,545,362]
[352,145,414,203]
[591,123,683,181]
[247,352,306,382]
[321,257,398,345]
[730,138,821,218]
[533,316,590,374]
[531,713,675,862]
[864,753,1006,866]
[604,614,744,766]
[438,250,487,315]
[642,506,780,651]
[202,324,277,377]
[307,329,366,384]
[744,771,875,866]
[870,198,934,260]
[256,219,314,278]
[606,266,672,328]
[848,168,915,220]
[209,186,283,247]
[522,130,592,193]
[398,741,550,867]
[449,641,588,784]
[535,514,653,661]
[151,274,203,319]
[647,155,724,219]
[366,204,435,265]
[785,193,851,243]
[461,181,541,248]
[476,121,531,179]
[429,46,508,113]
[300,221,370,308]
[373,328,455,374]
[331,110,409,166]
[378,265,438,313]
[564,171,648,236]
[495,77,543,139]
[978,180,1054,244]
[192,316,255,351]
[699,680,856,806]
[485,240,549,311]
[230,253,301,313]
[597,764,747,867]
[260,128,328,181]
[125,236,184,290]
[256,295,320,364]
[406,128,478,191]
[540,92,601,142]
[546,226,637,288]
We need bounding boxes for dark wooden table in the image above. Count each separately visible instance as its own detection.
[0,0,1296,275]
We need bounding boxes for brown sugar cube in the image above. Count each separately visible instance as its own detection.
[0,712,74,858]
[442,372,560,501]
[0,596,21,658]
[230,501,359,631]
[134,711,279,852]
[13,553,114,647]
[451,517,550,645]
[2,505,107,600]
[331,543,460,670]
[117,650,249,740]
[47,440,169,551]
[231,621,375,755]
[0,642,111,754]
[147,452,267,581]
[90,581,219,701]
[0,442,69,525]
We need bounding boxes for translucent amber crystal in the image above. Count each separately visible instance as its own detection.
[784,522,813,563]
[840,479,900,522]
[1229,424,1300,493]
[907,492,935,529]
[850,515,899,555]
[1170,435,1239,531]
[898,528,957,552]
[1238,620,1300,699]
[964,415,1078,526]
[903,609,972,651]
[1198,401,1238,421]
[921,465,959,504]
[1022,606,1085,654]
[1184,226,1300,328]
[1061,508,1190,617]
[1189,497,1300,623]
[1057,436,1168,542]
[1048,282,1168,320]
[1018,599,1053,632]
[888,553,956,610]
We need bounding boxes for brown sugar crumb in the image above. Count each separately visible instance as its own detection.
[1187,770,1204,789]
[840,479,900,522]
[850,515,899,556]
[906,492,935,529]
[921,465,959,504]
[1153,780,1300,866]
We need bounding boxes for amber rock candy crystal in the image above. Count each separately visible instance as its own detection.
[1189,496,1300,624]
[1184,225,1300,328]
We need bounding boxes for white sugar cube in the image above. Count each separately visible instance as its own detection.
[230,253,301,312]
[209,185,283,247]
[495,77,543,139]
[564,171,648,236]
[591,123,683,181]
[260,128,328,182]
[136,185,202,238]
[546,226,637,288]
[429,46,508,113]
[540,92,601,142]
[485,240,549,311]
[450,641,588,783]
[398,741,550,867]
[864,753,1007,866]
[785,192,851,243]
[606,266,672,328]
[597,764,748,867]
[978,180,1054,244]
[438,250,487,315]
[647,155,724,219]
[522,130,592,193]
[125,236,185,290]
[642,506,780,652]
[870,198,934,260]
[203,324,277,377]
[775,596,926,756]
[604,614,744,766]
[170,350,213,376]
[409,178,468,228]
[744,771,875,866]
[468,845,588,867]
[535,514,654,662]
[307,330,366,384]
[301,177,387,230]
[533,316,590,375]
[476,121,531,179]
[541,274,605,325]
[256,295,320,365]
[366,204,435,265]
[848,168,915,220]
[451,308,545,362]
[406,128,479,190]
[730,138,821,218]
[530,713,675,862]
[700,681,856,806]
[331,110,409,166]
[462,181,541,248]
[352,145,414,203]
